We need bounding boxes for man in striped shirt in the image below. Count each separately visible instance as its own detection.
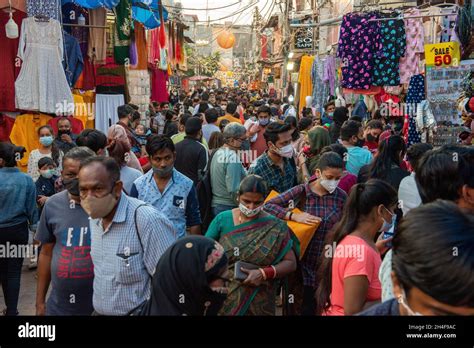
[78,157,177,315]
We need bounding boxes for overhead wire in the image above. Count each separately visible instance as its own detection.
[166,0,243,11]
[181,0,259,23]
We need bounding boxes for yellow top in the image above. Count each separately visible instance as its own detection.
[298,55,315,114]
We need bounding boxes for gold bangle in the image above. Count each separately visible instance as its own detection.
[259,268,267,280]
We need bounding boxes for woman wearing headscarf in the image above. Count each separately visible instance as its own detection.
[298,126,331,183]
[107,125,143,173]
[329,107,349,144]
[206,175,297,316]
[142,235,229,316]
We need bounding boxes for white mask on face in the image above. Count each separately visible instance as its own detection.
[318,171,340,193]
[274,144,294,158]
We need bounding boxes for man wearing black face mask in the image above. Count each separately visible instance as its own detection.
[130,135,202,237]
[36,147,95,316]
[340,120,373,176]
[54,118,77,154]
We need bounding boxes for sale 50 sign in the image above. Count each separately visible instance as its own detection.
[425,42,460,68]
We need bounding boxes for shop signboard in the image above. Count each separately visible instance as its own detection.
[294,27,313,50]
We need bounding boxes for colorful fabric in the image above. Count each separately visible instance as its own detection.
[311,56,330,115]
[338,12,382,90]
[27,0,60,20]
[399,9,425,85]
[298,55,314,113]
[205,211,293,316]
[372,12,406,86]
[114,0,132,64]
[406,74,425,146]
[264,184,347,287]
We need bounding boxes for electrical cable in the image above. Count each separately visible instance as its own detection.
[181,0,259,23]
[166,0,243,11]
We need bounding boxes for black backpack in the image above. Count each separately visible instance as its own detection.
[196,149,218,233]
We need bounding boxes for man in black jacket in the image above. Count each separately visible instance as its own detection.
[174,117,208,186]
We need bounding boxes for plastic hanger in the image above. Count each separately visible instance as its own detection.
[34,14,50,22]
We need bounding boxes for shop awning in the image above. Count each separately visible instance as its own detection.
[61,0,120,9]
[132,0,169,29]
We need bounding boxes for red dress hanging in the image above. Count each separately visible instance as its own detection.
[0,10,26,111]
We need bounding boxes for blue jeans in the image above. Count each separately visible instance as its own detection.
[212,204,235,218]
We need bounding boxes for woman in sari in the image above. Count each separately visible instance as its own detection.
[205,175,297,316]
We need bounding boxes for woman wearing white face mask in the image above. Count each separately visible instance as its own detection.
[264,152,348,315]
[27,125,63,182]
[205,174,297,315]
[316,179,397,316]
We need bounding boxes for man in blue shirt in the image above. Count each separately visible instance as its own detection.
[78,156,176,315]
[130,135,202,237]
[340,120,373,175]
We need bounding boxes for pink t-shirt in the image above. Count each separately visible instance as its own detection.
[326,235,382,316]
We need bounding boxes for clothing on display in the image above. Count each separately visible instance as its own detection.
[399,9,425,85]
[87,7,107,64]
[406,74,425,146]
[15,17,73,114]
[372,12,406,86]
[0,9,26,111]
[0,114,15,142]
[114,0,132,64]
[150,68,169,103]
[311,56,331,115]
[94,94,125,134]
[298,55,315,113]
[61,0,120,9]
[338,12,382,90]
[27,0,60,21]
[9,113,52,171]
[131,21,148,69]
[63,32,84,87]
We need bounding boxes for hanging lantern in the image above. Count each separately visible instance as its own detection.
[217,31,235,49]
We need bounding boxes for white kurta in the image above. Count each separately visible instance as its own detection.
[15,17,73,114]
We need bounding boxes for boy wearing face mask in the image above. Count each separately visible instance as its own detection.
[321,101,336,126]
[248,122,297,194]
[35,157,58,212]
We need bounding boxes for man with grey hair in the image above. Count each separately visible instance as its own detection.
[36,147,96,316]
[210,122,248,216]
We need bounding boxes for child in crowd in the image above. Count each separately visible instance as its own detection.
[35,157,58,211]
[132,124,151,157]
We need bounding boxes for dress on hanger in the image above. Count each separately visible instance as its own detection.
[0,9,26,111]
[15,17,73,114]
[399,8,425,85]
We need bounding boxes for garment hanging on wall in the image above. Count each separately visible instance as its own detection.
[131,22,147,70]
[0,9,26,111]
[372,12,406,86]
[94,94,125,134]
[114,0,132,64]
[88,7,107,64]
[9,113,52,171]
[399,8,425,85]
[15,18,73,114]
[63,32,84,87]
[150,68,169,103]
[406,74,425,146]
[27,0,60,20]
[298,55,314,113]
[311,56,330,115]
[0,114,15,142]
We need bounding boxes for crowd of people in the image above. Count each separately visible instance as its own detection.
[0,86,473,317]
